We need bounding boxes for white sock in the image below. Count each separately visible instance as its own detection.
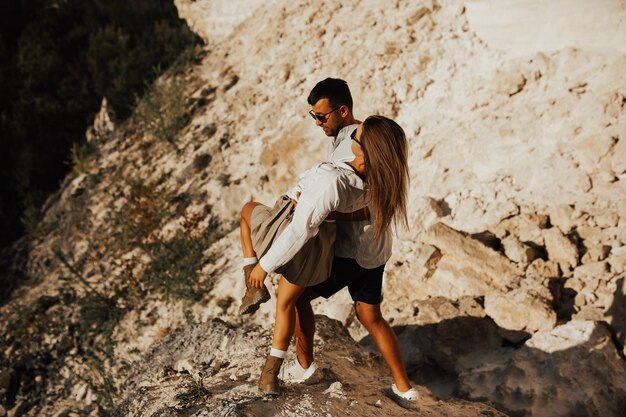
[270,348,287,359]
[243,257,258,267]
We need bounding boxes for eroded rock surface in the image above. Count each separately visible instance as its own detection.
[1,0,625,416]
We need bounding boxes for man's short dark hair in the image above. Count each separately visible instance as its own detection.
[307,78,353,111]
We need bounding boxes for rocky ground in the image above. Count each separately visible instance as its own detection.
[1,0,625,416]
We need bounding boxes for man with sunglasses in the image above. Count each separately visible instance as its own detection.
[280,78,418,408]
[307,77,360,162]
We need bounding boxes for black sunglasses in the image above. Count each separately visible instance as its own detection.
[308,106,342,123]
[350,128,361,146]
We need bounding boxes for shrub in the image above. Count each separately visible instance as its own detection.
[142,229,217,301]
[135,77,188,144]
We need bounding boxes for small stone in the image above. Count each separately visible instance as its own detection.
[527,259,560,280]
[543,228,579,273]
[593,212,619,229]
[234,372,250,381]
[582,245,612,264]
[608,246,626,274]
[502,235,541,264]
[375,399,382,408]
[75,384,88,401]
[564,276,584,293]
[324,381,346,399]
[573,262,609,281]
[548,205,574,234]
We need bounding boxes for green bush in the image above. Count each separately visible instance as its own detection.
[135,77,188,144]
[0,0,202,249]
[142,229,216,301]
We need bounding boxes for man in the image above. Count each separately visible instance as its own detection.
[282,78,418,408]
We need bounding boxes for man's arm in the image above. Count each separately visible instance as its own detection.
[326,207,370,221]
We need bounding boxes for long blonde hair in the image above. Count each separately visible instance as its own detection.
[360,115,409,239]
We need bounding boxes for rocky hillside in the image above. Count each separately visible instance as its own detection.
[1,0,625,416]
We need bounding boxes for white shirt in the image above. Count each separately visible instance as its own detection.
[259,162,366,273]
[329,125,393,269]
[284,124,392,269]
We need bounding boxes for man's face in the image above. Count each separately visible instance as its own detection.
[310,98,345,137]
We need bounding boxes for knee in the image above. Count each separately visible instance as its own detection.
[277,297,298,314]
[241,202,259,224]
[356,302,385,330]
[240,202,252,219]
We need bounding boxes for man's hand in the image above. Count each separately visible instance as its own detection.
[327,207,370,221]
[249,263,268,289]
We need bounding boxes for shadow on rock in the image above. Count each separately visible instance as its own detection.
[359,304,626,417]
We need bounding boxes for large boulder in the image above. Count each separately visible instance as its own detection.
[424,222,522,296]
[484,289,556,334]
[458,321,626,417]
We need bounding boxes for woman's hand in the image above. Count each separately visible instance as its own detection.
[249,263,268,289]
[290,192,301,206]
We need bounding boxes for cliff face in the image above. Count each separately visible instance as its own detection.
[1,1,625,416]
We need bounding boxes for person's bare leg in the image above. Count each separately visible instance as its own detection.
[271,276,307,350]
[355,301,412,392]
[240,201,262,257]
[294,289,320,368]
[258,277,306,394]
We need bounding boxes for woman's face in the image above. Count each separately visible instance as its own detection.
[350,124,366,175]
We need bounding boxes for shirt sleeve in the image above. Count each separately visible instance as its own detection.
[259,169,342,273]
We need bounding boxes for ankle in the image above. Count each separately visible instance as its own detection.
[297,354,314,369]
[394,381,412,392]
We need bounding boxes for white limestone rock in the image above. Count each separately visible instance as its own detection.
[573,261,610,281]
[581,244,611,264]
[484,289,556,333]
[459,320,626,417]
[547,204,574,234]
[526,259,560,280]
[543,227,579,274]
[425,222,522,293]
[491,213,548,246]
[501,235,541,264]
[608,246,626,274]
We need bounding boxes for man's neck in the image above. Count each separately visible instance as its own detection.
[335,116,358,138]
[344,115,357,126]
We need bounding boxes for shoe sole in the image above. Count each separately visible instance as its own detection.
[280,367,321,385]
[383,388,420,410]
[240,292,271,314]
[239,291,271,315]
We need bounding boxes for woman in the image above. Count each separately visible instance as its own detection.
[238,116,410,395]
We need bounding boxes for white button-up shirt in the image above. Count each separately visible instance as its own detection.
[259,162,366,274]
[287,124,393,270]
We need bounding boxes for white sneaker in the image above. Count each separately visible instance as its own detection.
[278,358,318,383]
[384,384,419,409]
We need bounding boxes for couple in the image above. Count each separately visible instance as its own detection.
[238,78,417,407]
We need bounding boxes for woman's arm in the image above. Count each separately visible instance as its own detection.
[258,169,341,274]
[326,207,370,221]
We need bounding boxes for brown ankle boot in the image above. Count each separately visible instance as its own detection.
[258,355,283,394]
[239,263,271,315]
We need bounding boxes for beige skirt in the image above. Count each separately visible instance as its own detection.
[251,195,335,287]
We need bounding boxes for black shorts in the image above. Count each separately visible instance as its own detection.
[310,257,385,305]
